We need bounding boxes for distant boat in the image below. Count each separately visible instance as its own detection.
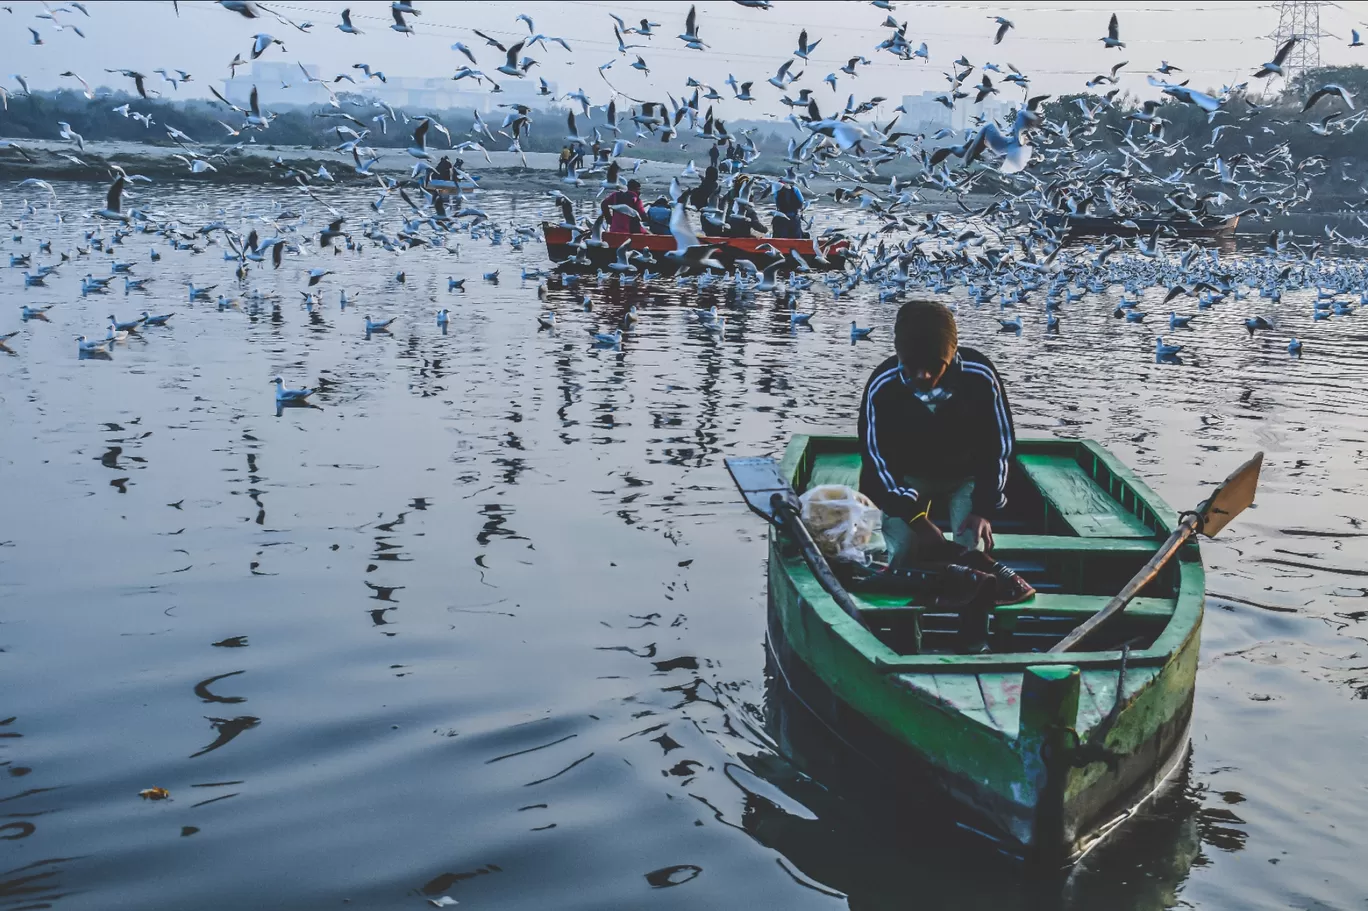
[542,223,850,272]
[1046,214,1239,238]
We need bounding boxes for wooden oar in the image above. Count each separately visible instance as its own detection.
[725,456,865,625]
[1051,451,1264,654]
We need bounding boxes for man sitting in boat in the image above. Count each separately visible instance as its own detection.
[773,182,805,239]
[601,179,648,234]
[434,155,454,184]
[723,200,768,238]
[690,166,721,213]
[645,196,672,235]
[859,300,1034,605]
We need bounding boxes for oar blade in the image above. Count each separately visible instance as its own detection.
[1196,451,1263,537]
[725,456,799,524]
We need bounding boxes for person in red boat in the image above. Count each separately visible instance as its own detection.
[601,179,648,233]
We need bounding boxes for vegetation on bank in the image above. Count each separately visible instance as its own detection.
[2,67,1366,208]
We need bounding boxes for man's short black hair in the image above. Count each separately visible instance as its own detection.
[894,300,958,368]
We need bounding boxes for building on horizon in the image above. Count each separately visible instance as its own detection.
[223,62,555,115]
[898,90,1014,135]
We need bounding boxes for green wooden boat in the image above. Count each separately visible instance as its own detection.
[765,435,1204,866]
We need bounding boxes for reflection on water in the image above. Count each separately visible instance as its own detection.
[1,181,1367,910]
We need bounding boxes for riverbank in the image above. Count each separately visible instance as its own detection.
[0,137,987,213]
[0,138,677,191]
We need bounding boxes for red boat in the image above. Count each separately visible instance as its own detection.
[541,222,850,272]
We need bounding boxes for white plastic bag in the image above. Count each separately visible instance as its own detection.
[799,484,883,565]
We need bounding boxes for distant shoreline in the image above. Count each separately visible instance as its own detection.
[0,138,674,190]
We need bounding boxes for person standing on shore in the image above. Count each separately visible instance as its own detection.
[558,146,570,176]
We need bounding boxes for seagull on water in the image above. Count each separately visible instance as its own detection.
[365,315,396,332]
[108,313,145,332]
[850,321,874,341]
[141,311,173,326]
[1288,337,1303,356]
[272,376,314,402]
[1155,337,1184,358]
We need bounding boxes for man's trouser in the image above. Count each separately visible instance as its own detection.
[881,476,978,567]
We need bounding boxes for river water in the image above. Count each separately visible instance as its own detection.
[1,182,1366,910]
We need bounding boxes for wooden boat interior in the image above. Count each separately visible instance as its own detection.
[782,436,1194,658]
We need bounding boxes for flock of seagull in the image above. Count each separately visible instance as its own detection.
[4,0,1366,400]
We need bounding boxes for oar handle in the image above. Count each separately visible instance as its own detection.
[1049,514,1199,653]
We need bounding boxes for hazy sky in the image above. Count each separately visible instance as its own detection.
[4,0,1368,121]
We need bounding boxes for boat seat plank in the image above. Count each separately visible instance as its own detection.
[993,535,1160,553]
[1008,594,1174,619]
[856,593,1174,621]
[806,452,863,490]
[975,673,1021,738]
[1016,454,1155,538]
[1017,454,1155,538]
[895,672,939,701]
[925,674,999,732]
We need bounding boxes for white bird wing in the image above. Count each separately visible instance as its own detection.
[669,203,700,250]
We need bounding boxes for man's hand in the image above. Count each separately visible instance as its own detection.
[957,513,994,552]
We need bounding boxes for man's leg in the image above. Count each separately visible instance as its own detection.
[881,515,915,570]
[946,479,980,550]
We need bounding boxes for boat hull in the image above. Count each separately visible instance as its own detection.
[767,575,1196,863]
[764,435,1205,865]
[541,223,849,272]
